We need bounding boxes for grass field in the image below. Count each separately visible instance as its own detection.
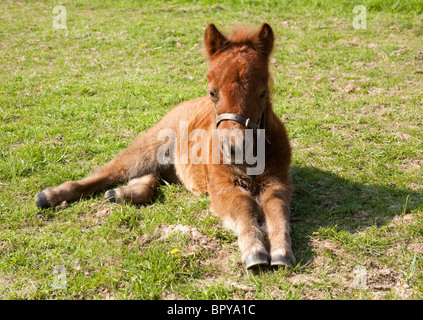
[0,0,422,299]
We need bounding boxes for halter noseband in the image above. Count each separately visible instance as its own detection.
[213,103,271,144]
[216,113,260,130]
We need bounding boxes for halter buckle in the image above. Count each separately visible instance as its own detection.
[245,118,251,129]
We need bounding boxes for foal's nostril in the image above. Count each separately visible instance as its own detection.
[230,144,237,156]
[222,142,237,158]
[230,140,246,164]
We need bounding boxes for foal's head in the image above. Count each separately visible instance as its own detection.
[204,23,274,155]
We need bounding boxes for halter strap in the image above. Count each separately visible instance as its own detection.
[213,103,271,144]
[216,113,260,130]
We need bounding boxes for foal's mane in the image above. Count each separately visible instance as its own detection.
[211,24,274,60]
[227,25,258,44]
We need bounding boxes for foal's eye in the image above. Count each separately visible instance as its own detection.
[209,90,217,99]
[259,90,267,99]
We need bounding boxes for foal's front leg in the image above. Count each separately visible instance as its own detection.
[260,182,295,267]
[209,183,268,269]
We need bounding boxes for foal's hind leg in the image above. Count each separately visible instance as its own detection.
[35,131,164,208]
[104,174,159,204]
[35,161,126,208]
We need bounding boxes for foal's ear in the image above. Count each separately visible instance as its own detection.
[255,23,274,57]
[204,23,229,58]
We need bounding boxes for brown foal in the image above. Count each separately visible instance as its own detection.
[35,23,295,269]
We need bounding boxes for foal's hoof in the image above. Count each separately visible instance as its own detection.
[244,252,269,270]
[35,192,50,208]
[104,190,117,203]
[270,254,294,267]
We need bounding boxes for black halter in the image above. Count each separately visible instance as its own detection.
[213,103,271,144]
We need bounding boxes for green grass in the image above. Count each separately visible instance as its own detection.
[0,0,422,299]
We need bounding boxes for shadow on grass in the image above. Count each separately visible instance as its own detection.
[290,165,423,265]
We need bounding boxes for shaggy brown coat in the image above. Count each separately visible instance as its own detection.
[35,23,294,269]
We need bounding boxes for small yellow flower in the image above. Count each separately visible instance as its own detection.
[170,248,179,254]
[141,43,145,47]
